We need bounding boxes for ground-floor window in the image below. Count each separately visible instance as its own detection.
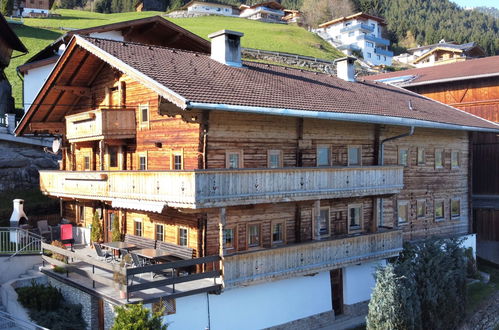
[348,204,362,232]
[178,228,188,246]
[247,223,261,248]
[155,224,164,241]
[134,219,142,236]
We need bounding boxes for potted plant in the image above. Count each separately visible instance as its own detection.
[90,210,102,247]
[113,254,131,299]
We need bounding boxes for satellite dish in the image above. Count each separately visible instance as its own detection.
[52,138,62,154]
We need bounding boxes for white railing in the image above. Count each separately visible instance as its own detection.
[0,227,42,257]
[0,310,48,330]
[40,166,403,208]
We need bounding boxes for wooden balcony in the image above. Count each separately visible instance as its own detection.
[65,108,136,143]
[223,229,403,288]
[39,166,403,208]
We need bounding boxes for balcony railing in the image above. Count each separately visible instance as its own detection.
[357,34,390,46]
[340,23,374,33]
[65,108,136,143]
[39,166,403,208]
[374,47,394,57]
[223,229,403,288]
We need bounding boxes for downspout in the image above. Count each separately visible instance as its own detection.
[16,68,24,112]
[378,125,415,227]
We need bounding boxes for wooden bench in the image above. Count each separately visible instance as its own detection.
[156,241,194,260]
[124,234,156,249]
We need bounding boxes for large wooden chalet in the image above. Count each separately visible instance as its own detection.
[15,21,499,329]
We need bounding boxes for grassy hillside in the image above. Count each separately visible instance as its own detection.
[5,9,342,109]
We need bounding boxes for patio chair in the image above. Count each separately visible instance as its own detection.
[94,243,113,263]
[120,249,133,267]
[37,220,51,240]
[60,224,74,251]
[130,253,144,267]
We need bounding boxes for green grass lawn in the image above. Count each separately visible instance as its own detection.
[5,9,342,109]
[466,259,499,316]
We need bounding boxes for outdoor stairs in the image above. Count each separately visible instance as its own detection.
[17,263,43,279]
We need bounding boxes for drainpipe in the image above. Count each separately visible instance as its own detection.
[378,125,415,227]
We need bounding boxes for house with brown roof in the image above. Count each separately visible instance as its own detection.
[239,1,285,23]
[14,24,498,328]
[14,0,55,17]
[17,16,209,112]
[409,41,486,68]
[182,0,239,16]
[367,56,499,252]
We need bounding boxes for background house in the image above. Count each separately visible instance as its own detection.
[14,0,55,17]
[239,1,285,23]
[183,0,239,16]
[408,41,486,68]
[134,0,167,12]
[316,12,393,66]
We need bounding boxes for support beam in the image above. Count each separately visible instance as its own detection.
[53,85,91,98]
[29,122,65,133]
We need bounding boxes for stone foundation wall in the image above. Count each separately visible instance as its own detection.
[0,140,58,192]
[265,311,335,330]
[343,300,369,316]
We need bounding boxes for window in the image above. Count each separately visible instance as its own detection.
[134,219,142,236]
[109,146,118,168]
[226,151,243,168]
[317,207,330,237]
[397,201,409,224]
[84,156,90,170]
[247,223,261,248]
[451,151,459,169]
[376,55,381,60]
[348,32,354,37]
[78,205,85,224]
[435,149,444,168]
[435,200,445,221]
[417,148,425,165]
[140,104,149,126]
[317,145,331,166]
[139,155,147,171]
[366,41,374,48]
[348,204,362,231]
[417,200,426,218]
[272,221,285,244]
[174,154,182,170]
[398,148,409,166]
[268,150,282,168]
[178,228,188,246]
[348,146,361,166]
[345,22,351,27]
[451,199,461,219]
[223,227,235,250]
[155,224,164,241]
[367,52,372,58]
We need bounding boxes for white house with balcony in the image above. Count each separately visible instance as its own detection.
[317,12,393,66]
[239,1,285,23]
[184,1,238,16]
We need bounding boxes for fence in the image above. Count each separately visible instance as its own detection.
[0,227,42,256]
[0,310,48,330]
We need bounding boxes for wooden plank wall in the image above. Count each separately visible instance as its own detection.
[472,132,499,195]
[474,208,499,241]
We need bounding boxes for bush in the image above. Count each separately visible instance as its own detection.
[29,303,86,330]
[111,216,121,242]
[50,240,68,263]
[16,282,62,312]
[91,210,102,243]
[367,238,467,330]
[112,303,167,330]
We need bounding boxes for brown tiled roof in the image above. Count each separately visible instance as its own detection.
[366,56,499,86]
[77,37,499,131]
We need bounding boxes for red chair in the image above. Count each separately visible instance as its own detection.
[60,224,74,250]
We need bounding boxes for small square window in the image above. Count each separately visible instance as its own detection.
[451,151,459,169]
[315,207,330,238]
[317,146,331,166]
[155,224,164,241]
[397,201,409,224]
[139,156,147,170]
[140,105,149,123]
[435,149,443,169]
[417,148,425,165]
[268,150,282,168]
[223,228,235,250]
[248,224,261,247]
[178,228,188,246]
[272,221,284,244]
[451,199,460,219]
[417,200,426,218]
[134,219,142,236]
[174,154,182,170]
[226,151,242,168]
[435,200,445,221]
[367,52,372,58]
[348,204,362,231]
[399,148,409,166]
[348,146,361,166]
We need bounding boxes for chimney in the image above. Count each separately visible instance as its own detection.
[208,30,244,68]
[334,56,356,82]
[10,199,28,227]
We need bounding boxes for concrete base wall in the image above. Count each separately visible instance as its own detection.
[343,260,386,305]
[0,255,41,284]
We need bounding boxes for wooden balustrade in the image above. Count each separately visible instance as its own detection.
[39,166,403,208]
[223,229,403,288]
[65,108,136,142]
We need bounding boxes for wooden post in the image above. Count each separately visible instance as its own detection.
[70,143,76,171]
[99,141,104,171]
[218,208,226,280]
[314,200,321,240]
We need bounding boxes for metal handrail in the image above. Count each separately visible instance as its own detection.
[0,310,49,330]
[7,238,42,260]
[0,227,43,258]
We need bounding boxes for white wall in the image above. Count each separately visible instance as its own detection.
[343,259,386,305]
[461,233,476,258]
[22,8,48,16]
[163,271,332,330]
[23,63,56,111]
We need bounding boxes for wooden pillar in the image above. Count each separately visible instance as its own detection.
[99,140,105,170]
[219,208,226,277]
[119,81,126,107]
[70,143,76,171]
[314,200,321,240]
[295,204,302,243]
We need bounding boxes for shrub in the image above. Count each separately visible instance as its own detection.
[50,240,68,263]
[112,303,167,330]
[90,210,102,243]
[29,303,86,330]
[111,216,121,242]
[16,282,62,312]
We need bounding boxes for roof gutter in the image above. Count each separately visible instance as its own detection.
[186,102,499,133]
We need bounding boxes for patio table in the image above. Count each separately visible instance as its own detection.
[132,248,175,262]
[101,242,137,258]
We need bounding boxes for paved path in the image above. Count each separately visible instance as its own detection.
[459,290,499,330]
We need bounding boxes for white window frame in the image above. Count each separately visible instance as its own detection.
[317,145,331,167]
[223,226,236,251]
[398,147,409,167]
[267,150,283,168]
[139,103,150,129]
[138,152,147,171]
[178,227,188,246]
[347,145,362,166]
[416,199,426,219]
[348,204,363,233]
[155,224,164,241]
[451,150,459,169]
[435,149,444,169]
[434,200,445,221]
[397,200,409,225]
[134,218,143,236]
[170,150,184,170]
[450,198,461,220]
[226,150,243,169]
[271,220,286,246]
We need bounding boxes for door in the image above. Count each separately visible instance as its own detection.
[330,268,344,315]
[105,210,117,242]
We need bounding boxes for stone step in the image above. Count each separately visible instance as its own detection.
[25,269,41,276]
